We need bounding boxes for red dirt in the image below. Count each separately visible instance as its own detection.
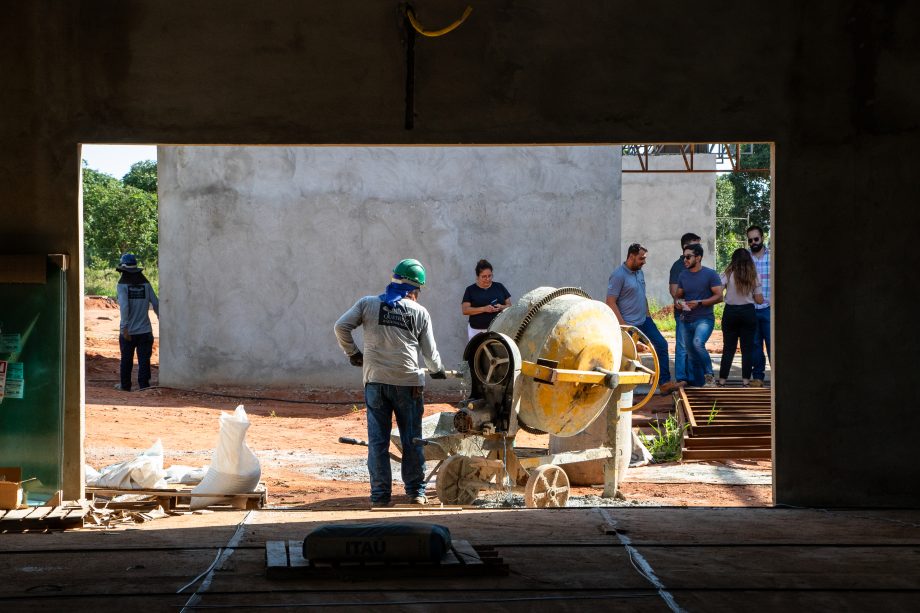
[84,298,770,508]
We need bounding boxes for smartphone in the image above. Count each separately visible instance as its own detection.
[490,298,500,306]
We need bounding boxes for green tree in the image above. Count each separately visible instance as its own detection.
[715,144,771,270]
[122,159,157,193]
[82,162,158,268]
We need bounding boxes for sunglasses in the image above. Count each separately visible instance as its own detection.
[747,237,761,244]
[683,254,697,260]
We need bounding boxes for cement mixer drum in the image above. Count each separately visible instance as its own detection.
[489,287,623,437]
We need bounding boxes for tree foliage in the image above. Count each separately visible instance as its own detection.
[715,144,772,270]
[122,160,158,193]
[83,161,158,268]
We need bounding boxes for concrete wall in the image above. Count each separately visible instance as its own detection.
[621,155,717,306]
[3,1,919,507]
[158,146,621,387]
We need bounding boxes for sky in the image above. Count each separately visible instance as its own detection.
[81,144,157,179]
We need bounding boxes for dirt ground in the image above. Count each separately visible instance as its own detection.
[83,297,772,508]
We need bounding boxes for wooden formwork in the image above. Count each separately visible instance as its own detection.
[676,387,772,460]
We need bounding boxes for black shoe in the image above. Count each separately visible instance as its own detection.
[370,498,391,507]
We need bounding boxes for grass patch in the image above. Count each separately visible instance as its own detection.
[639,412,688,462]
[84,266,159,297]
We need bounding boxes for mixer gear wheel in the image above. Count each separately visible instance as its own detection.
[435,455,482,505]
[472,338,512,385]
[524,465,570,508]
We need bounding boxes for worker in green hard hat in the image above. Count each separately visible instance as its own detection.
[334,258,446,507]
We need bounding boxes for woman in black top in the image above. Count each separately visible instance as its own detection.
[461,259,512,340]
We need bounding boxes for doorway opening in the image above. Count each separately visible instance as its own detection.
[79,142,773,509]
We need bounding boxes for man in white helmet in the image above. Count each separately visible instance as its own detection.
[334,258,446,506]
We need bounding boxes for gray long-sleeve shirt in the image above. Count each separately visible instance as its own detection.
[117,275,159,335]
[334,295,443,387]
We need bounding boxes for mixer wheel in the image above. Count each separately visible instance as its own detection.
[436,455,481,505]
[524,465,570,508]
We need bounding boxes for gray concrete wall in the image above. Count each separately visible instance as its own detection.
[3,1,919,506]
[621,155,717,307]
[158,146,621,387]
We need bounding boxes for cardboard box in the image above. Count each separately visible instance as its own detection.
[0,466,24,510]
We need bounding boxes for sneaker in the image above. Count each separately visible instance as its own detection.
[411,495,428,505]
[703,374,716,388]
[370,497,391,507]
[716,378,726,387]
[749,379,765,388]
[113,383,130,391]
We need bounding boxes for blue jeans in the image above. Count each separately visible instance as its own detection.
[679,317,715,387]
[674,318,689,383]
[119,332,154,391]
[752,307,771,381]
[364,383,426,503]
[636,317,671,385]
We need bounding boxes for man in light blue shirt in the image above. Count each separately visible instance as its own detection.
[606,243,678,394]
[746,225,771,387]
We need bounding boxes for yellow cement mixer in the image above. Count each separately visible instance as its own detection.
[435,287,660,508]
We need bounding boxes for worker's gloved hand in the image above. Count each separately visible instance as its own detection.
[349,351,363,367]
[430,370,447,379]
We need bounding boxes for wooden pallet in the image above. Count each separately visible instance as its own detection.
[266,539,508,579]
[86,482,268,511]
[677,387,772,460]
[0,503,89,532]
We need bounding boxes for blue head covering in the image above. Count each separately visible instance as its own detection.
[379,275,421,307]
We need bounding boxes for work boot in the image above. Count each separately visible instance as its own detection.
[659,381,680,394]
[703,374,716,388]
[749,379,764,388]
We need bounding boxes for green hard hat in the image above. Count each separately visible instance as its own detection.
[393,258,426,287]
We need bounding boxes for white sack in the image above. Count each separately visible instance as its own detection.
[84,464,101,484]
[88,439,168,489]
[190,405,261,509]
[165,464,209,485]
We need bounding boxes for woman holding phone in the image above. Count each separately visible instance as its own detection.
[461,259,512,340]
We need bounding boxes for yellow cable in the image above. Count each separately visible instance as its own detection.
[407,6,473,38]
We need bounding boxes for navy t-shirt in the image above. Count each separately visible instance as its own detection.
[668,257,686,321]
[462,282,511,330]
[677,267,722,322]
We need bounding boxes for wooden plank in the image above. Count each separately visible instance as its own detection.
[87,488,264,499]
[266,540,288,569]
[24,506,54,520]
[452,539,484,565]
[42,506,69,520]
[687,436,770,447]
[678,387,698,427]
[682,448,772,460]
[689,425,771,435]
[2,508,34,520]
[287,540,309,567]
